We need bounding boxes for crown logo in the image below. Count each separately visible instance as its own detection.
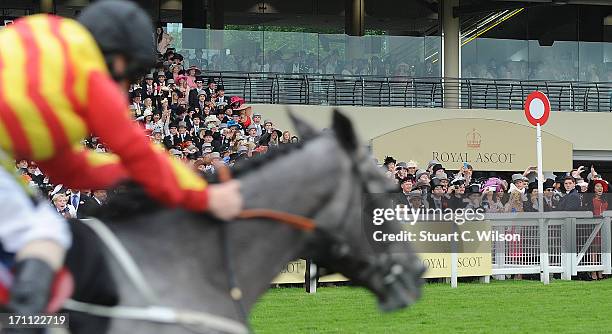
[466,128,481,149]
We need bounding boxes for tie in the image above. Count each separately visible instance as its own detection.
[72,195,78,209]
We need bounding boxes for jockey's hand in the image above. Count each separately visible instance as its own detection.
[6,258,54,315]
[208,180,243,221]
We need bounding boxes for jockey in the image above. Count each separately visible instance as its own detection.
[0,0,242,315]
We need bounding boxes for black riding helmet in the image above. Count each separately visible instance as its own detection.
[77,0,156,83]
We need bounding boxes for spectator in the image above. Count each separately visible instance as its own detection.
[204,78,217,98]
[482,188,504,213]
[280,131,292,145]
[447,180,467,210]
[214,85,229,107]
[170,63,183,82]
[185,66,201,89]
[26,162,44,187]
[543,179,557,211]
[428,178,448,210]
[164,124,180,150]
[78,190,107,218]
[176,121,193,144]
[505,190,524,213]
[189,78,207,108]
[465,184,483,210]
[52,193,76,219]
[156,26,173,54]
[246,125,260,144]
[383,156,397,176]
[557,176,581,211]
[588,179,608,280]
[251,113,264,136]
[407,190,425,210]
[141,74,157,100]
[523,182,540,212]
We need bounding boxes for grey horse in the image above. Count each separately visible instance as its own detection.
[65,110,425,334]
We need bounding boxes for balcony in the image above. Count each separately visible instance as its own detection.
[206,71,612,112]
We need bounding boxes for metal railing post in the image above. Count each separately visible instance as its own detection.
[602,216,612,274]
[561,218,573,280]
[571,218,578,276]
[539,217,550,284]
[361,77,365,106]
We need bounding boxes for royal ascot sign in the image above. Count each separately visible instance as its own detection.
[371,118,572,172]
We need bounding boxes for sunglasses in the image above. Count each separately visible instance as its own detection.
[545,188,554,192]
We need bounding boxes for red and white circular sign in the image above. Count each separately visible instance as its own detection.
[524,91,550,126]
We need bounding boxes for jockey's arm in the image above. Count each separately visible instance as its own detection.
[37,147,130,189]
[65,71,209,211]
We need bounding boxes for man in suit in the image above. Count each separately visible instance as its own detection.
[141,73,157,101]
[163,124,180,150]
[188,77,207,107]
[204,77,217,100]
[428,178,448,210]
[557,176,582,211]
[78,190,107,218]
[214,85,230,107]
[176,121,192,144]
[251,113,264,137]
[130,89,144,117]
[75,192,98,219]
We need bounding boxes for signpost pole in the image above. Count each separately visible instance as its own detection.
[537,122,549,285]
[525,91,551,285]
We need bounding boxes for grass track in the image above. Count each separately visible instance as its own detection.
[251,279,612,333]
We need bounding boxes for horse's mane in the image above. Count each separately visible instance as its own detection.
[92,138,309,221]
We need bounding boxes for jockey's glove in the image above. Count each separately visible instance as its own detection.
[7,258,54,315]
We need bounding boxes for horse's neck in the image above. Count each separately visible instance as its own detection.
[233,136,349,311]
[106,136,349,330]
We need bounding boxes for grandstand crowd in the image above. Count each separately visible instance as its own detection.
[383,157,609,216]
[12,32,610,222]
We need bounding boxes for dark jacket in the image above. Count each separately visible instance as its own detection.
[556,189,582,211]
[427,194,449,210]
[77,195,102,219]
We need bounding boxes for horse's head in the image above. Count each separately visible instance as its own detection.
[290,110,425,312]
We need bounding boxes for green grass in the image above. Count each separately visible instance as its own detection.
[250,279,612,333]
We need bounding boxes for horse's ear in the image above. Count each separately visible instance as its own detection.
[288,109,317,140]
[332,109,358,152]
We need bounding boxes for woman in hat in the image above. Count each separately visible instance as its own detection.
[176,75,190,96]
[587,179,608,280]
[186,65,201,89]
[523,182,540,212]
[268,129,282,148]
[589,179,609,216]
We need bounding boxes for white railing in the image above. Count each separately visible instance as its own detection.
[465,211,612,287]
[293,211,612,292]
